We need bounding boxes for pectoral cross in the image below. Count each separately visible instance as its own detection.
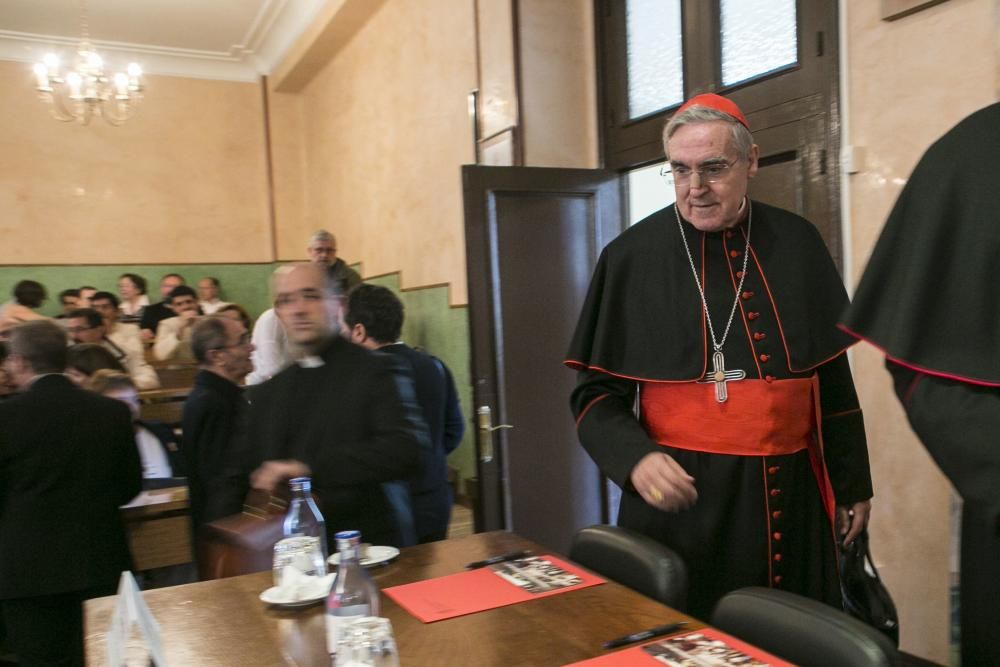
[698,350,745,403]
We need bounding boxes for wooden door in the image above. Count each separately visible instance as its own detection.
[463,165,621,553]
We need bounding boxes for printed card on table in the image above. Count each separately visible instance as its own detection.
[384,555,604,623]
[565,627,794,667]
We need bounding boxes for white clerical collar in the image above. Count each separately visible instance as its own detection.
[297,355,325,368]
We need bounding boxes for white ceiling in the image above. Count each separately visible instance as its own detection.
[0,0,326,81]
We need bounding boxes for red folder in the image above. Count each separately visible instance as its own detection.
[564,627,794,666]
[383,554,605,623]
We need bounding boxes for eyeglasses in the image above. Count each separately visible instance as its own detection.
[660,157,740,186]
[213,333,251,351]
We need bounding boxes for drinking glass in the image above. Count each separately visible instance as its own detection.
[334,616,399,667]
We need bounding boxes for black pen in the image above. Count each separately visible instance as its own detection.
[602,621,688,649]
[464,550,531,569]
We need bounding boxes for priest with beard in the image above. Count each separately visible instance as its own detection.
[566,94,874,619]
[841,103,1000,666]
[246,264,426,548]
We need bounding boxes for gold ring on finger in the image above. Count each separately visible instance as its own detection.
[650,487,664,503]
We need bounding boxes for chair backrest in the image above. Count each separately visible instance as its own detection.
[569,524,687,609]
[711,587,900,667]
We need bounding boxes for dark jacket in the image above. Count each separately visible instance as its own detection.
[0,375,142,599]
[245,336,424,547]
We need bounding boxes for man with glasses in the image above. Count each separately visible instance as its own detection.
[67,306,159,390]
[567,94,873,618]
[182,316,255,547]
[307,229,362,295]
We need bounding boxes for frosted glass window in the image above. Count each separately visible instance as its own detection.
[628,161,676,226]
[721,0,798,86]
[626,0,683,119]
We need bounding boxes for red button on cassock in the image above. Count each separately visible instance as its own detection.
[742,291,754,300]
[753,332,766,341]
[736,271,744,279]
[759,353,770,363]
[772,511,782,519]
[765,375,776,382]
[730,250,740,258]
[768,466,779,475]
[774,575,783,584]
[747,312,759,321]
[726,230,734,239]
[773,532,783,541]
[770,488,781,497]
[773,553,782,562]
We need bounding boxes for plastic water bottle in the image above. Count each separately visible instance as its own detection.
[327,530,380,662]
[278,477,327,579]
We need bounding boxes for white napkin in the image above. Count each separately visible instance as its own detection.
[107,571,166,666]
[271,566,335,603]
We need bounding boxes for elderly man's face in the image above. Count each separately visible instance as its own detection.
[159,276,184,300]
[198,279,218,302]
[275,265,340,348]
[78,288,96,308]
[666,121,758,233]
[214,317,254,382]
[91,298,118,324]
[307,239,336,267]
[67,316,104,344]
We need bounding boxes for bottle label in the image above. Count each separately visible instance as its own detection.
[326,605,369,656]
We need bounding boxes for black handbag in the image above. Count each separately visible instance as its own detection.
[839,529,900,646]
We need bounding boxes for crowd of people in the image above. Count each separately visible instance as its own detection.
[0,230,464,665]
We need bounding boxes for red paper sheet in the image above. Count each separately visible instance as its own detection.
[383,554,605,623]
[564,627,794,666]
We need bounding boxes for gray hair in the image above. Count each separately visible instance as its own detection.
[9,320,68,374]
[309,229,335,245]
[191,316,230,366]
[663,107,754,162]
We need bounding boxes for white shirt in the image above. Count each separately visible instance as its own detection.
[106,322,160,390]
[246,308,293,384]
[199,299,232,315]
[135,425,173,479]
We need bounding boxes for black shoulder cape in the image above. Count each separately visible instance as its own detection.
[566,201,855,381]
[841,103,1000,386]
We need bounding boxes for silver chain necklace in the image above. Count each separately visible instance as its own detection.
[673,200,752,402]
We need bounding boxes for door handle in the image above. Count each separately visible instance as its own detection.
[476,406,513,463]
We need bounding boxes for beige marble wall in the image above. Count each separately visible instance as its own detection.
[518,0,599,169]
[270,0,477,304]
[0,60,272,264]
[844,0,998,661]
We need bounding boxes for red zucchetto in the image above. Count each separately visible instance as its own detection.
[675,93,750,130]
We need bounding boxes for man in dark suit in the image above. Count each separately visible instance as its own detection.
[345,285,465,543]
[0,320,142,666]
[246,264,426,548]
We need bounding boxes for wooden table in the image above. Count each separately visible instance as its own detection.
[86,531,701,666]
[121,486,192,571]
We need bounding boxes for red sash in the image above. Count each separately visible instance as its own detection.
[640,377,836,522]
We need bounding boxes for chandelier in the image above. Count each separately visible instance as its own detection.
[31,1,144,126]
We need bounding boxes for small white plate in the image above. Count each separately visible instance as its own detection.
[328,545,400,568]
[259,586,328,608]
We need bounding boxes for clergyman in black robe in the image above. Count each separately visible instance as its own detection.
[566,94,874,620]
[841,102,1000,667]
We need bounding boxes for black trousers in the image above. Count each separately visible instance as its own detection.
[0,585,114,667]
[891,365,1000,667]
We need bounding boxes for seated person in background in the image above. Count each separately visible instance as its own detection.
[346,285,465,543]
[0,341,16,398]
[139,273,186,342]
[197,277,231,315]
[86,370,179,483]
[153,286,202,362]
[246,263,426,548]
[67,306,159,390]
[183,316,254,537]
[217,303,251,331]
[77,285,97,308]
[246,307,292,385]
[0,280,49,336]
[65,343,126,385]
[0,321,141,667]
[55,288,80,319]
[117,273,150,323]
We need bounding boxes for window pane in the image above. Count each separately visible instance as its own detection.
[721,0,797,87]
[626,0,683,119]
[628,161,675,226]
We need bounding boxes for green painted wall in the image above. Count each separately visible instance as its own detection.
[1,263,477,489]
[366,274,476,488]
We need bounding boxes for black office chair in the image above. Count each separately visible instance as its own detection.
[711,587,900,667]
[569,524,687,609]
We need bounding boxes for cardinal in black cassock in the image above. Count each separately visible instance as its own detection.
[566,94,874,620]
[842,102,1000,667]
